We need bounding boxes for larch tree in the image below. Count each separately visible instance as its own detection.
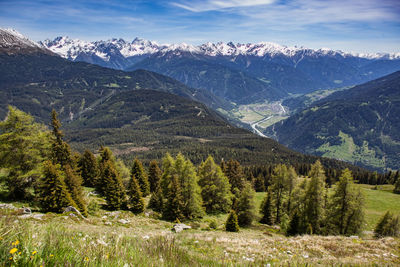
[162,174,184,221]
[303,160,326,235]
[327,168,365,235]
[198,155,232,214]
[131,158,150,197]
[236,181,256,227]
[374,211,400,237]
[0,106,51,199]
[270,164,289,223]
[148,160,161,193]
[225,159,245,196]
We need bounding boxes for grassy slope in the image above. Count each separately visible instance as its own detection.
[1,186,400,266]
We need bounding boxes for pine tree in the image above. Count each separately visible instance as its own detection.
[225,160,245,195]
[50,110,72,168]
[36,161,75,213]
[374,211,400,237]
[162,174,184,221]
[64,165,88,217]
[0,106,51,199]
[198,155,232,214]
[236,182,256,227]
[131,158,150,196]
[127,175,145,214]
[102,161,127,210]
[303,160,326,234]
[148,160,161,193]
[79,150,99,187]
[285,166,298,215]
[148,184,164,212]
[225,210,240,232]
[327,169,365,235]
[260,187,273,225]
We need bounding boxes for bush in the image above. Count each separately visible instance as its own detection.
[225,210,239,232]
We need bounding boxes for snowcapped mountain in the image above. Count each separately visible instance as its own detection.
[42,35,400,64]
[0,28,52,55]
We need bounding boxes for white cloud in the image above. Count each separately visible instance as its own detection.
[171,0,275,12]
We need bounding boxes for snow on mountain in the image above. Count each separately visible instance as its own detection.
[42,35,400,62]
[0,28,41,49]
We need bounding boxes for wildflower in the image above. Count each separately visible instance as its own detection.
[9,257,13,260]
[32,250,37,255]
[9,248,18,254]
[50,254,54,257]
[12,240,20,246]
[85,257,89,262]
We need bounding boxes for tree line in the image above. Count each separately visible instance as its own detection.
[0,106,398,238]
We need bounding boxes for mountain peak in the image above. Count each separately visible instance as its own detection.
[0,28,51,55]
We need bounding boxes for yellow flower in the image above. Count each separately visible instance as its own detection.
[32,250,37,255]
[12,240,19,246]
[85,257,89,261]
[9,257,13,260]
[9,248,18,254]
[50,254,54,257]
[18,252,21,255]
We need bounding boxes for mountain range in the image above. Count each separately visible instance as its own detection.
[42,35,400,104]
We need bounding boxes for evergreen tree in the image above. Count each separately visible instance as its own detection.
[97,146,115,193]
[286,212,301,236]
[79,150,99,187]
[374,211,400,238]
[162,174,184,221]
[0,106,51,199]
[127,175,145,214]
[254,174,266,192]
[260,187,274,225]
[36,161,75,213]
[394,175,400,194]
[131,158,150,196]
[327,169,365,235]
[148,184,163,212]
[225,159,245,195]
[225,210,240,232]
[236,182,256,227]
[303,160,326,234]
[50,110,72,168]
[64,165,88,217]
[102,161,127,210]
[198,155,232,214]
[148,160,162,193]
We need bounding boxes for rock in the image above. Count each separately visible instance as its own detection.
[18,214,32,219]
[63,206,85,219]
[350,235,359,239]
[0,203,17,210]
[104,221,112,226]
[20,207,31,214]
[18,213,44,220]
[172,223,191,233]
[118,219,130,224]
[142,235,150,240]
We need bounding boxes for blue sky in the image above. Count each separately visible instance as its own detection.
[0,0,399,53]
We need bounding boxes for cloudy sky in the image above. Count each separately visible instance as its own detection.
[0,0,399,53]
